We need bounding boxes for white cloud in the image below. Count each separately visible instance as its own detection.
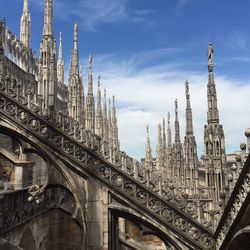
[91,51,250,160]
[69,0,129,31]
[32,0,156,31]
[223,31,250,51]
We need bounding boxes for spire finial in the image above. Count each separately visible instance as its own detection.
[157,123,162,145]
[167,112,172,147]
[162,118,166,148]
[58,32,63,60]
[57,31,64,84]
[185,80,189,99]
[20,0,31,48]
[43,0,53,36]
[112,95,116,119]
[98,75,101,88]
[174,99,180,143]
[175,98,178,118]
[185,80,194,134]
[207,43,219,124]
[74,23,78,49]
[108,98,111,121]
[23,0,29,13]
[89,54,93,69]
[208,42,213,66]
[145,124,153,171]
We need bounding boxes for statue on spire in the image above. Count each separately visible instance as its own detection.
[98,75,101,87]
[208,42,213,65]
[168,112,170,126]
[175,98,178,116]
[88,54,93,68]
[74,22,78,34]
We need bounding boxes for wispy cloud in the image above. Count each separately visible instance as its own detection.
[32,0,156,31]
[134,9,157,16]
[178,0,189,7]
[90,50,250,160]
[69,0,129,31]
[223,31,250,51]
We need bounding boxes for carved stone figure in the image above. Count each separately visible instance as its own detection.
[208,42,213,65]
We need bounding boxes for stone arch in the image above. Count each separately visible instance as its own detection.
[228,225,250,250]
[120,218,169,250]
[0,121,88,249]
[19,227,36,250]
[109,205,188,250]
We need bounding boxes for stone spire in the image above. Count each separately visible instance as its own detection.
[162,118,167,174]
[56,31,68,114]
[72,23,79,75]
[103,89,109,141]
[144,125,153,172]
[85,54,95,132]
[112,95,119,150]
[207,42,219,124]
[20,0,31,48]
[80,64,85,126]
[38,0,56,113]
[69,49,73,77]
[162,119,167,149]
[156,123,163,172]
[43,0,53,36]
[174,99,180,144]
[183,80,198,188]
[108,98,112,145]
[57,32,64,85]
[95,75,103,137]
[167,112,172,147]
[185,80,193,135]
[204,43,226,203]
[167,112,173,178]
[172,99,183,180]
[87,54,93,95]
[68,23,84,123]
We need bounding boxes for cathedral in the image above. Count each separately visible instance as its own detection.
[0,0,249,250]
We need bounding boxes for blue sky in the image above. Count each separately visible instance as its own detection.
[1,0,250,159]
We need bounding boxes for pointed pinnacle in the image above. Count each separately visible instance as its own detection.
[74,23,78,49]
[185,80,190,99]
[23,0,29,13]
[98,75,101,88]
[175,99,178,117]
[58,32,63,60]
[88,54,93,69]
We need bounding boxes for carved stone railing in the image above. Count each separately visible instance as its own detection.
[0,83,215,249]
[0,186,75,236]
[214,153,250,249]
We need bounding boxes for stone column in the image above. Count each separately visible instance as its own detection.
[14,166,23,189]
